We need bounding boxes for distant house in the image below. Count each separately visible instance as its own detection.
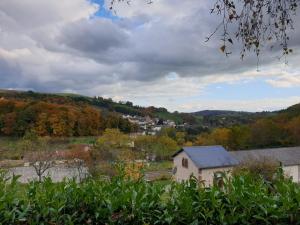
[173,145,300,185]
[172,146,238,186]
[231,147,300,183]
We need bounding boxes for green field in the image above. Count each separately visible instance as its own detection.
[0,136,97,160]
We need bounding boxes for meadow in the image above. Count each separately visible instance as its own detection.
[0,136,97,161]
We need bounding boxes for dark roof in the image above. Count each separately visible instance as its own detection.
[230,146,300,166]
[173,145,239,169]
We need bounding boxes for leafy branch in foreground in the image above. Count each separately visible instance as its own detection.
[110,0,299,60]
[207,0,298,59]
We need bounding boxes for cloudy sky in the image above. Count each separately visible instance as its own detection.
[1,0,300,112]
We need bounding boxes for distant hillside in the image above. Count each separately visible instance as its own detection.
[0,90,138,137]
[278,103,300,118]
[0,89,298,134]
[0,90,189,125]
[192,109,275,128]
[193,110,249,117]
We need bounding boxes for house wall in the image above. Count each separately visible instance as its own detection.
[283,165,299,183]
[173,151,198,182]
[173,152,234,186]
[173,153,300,185]
[201,167,234,187]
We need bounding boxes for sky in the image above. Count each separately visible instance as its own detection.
[0,0,300,112]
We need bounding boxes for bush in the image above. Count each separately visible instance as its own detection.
[0,173,299,224]
[232,157,280,182]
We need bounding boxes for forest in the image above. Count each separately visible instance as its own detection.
[195,104,300,150]
[0,98,137,137]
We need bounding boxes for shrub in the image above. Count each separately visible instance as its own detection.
[0,172,299,224]
[232,156,280,182]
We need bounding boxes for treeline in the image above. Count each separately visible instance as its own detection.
[195,105,300,150]
[0,90,198,125]
[0,99,138,137]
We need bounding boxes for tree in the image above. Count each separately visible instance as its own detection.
[228,125,251,150]
[92,129,142,178]
[97,128,131,150]
[30,148,54,182]
[135,135,179,160]
[110,0,299,59]
[208,0,298,59]
[250,118,286,148]
[64,145,92,182]
[194,128,231,148]
[286,116,300,144]
[21,135,54,182]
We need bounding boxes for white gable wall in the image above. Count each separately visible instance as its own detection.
[200,167,234,187]
[283,165,299,183]
[173,151,198,182]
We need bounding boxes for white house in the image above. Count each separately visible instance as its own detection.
[172,146,238,186]
[173,145,300,186]
[231,146,300,183]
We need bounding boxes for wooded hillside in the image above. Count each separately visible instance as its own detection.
[0,97,137,137]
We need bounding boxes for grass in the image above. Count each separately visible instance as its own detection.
[0,136,97,160]
[144,161,173,172]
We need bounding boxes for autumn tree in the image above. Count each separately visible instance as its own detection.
[92,129,136,177]
[286,116,300,144]
[134,135,179,160]
[250,118,287,148]
[228,125,251,150]
[64,145,92,182]
[22,135,54,182]
[195,128,231,148]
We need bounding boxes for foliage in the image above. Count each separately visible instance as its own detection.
[92,129,141,178]
[24,136,55,182]
[232,157,280,183]
[134,135,179,160]
[0,90,201,129]
[0,173,299,224]
[209,0,298,59]
[194,107,300,150]
[144,161,173,172]
[0,98,137,137]
[110,0,299,59]
[0,136,96,160]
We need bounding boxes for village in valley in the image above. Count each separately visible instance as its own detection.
[122,114,177,136]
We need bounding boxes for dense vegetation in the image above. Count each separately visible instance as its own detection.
[0,89,262,129]
[0,90,188,124]
[195,104,300,150]
[0,98,137,137]
[0,171,299,225]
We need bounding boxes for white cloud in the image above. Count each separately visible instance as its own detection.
[267,75,300,88]
[177,96,300,112]
[0,0,98,29]
[0,0,299,112]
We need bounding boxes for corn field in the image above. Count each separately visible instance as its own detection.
[0,171,299,225]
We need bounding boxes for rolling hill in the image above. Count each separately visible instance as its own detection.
[0,89,298,131]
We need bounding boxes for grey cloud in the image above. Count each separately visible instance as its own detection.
[0,0,300,111]
[0,59,24,88]
[59,19,129,54]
